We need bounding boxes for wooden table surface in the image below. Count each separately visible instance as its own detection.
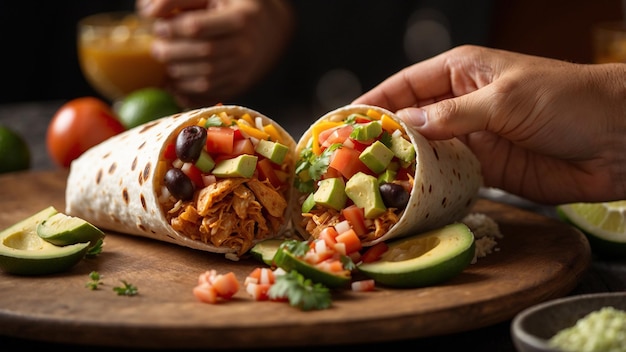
[1,101,625,352]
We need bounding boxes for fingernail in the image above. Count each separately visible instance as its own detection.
[399,108,426,127]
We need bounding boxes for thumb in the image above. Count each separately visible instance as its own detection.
[397,94,490,140]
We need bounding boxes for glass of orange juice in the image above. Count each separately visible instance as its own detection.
[592,21,626,64]
[78,12,167,102]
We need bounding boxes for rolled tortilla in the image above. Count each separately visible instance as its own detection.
[66,105,297,259]
[292,104,482,246]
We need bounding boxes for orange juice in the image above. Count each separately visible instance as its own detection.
[78,12,167,101]
[592,21,626,64]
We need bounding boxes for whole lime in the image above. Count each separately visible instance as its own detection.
[0,125,31,173]
[116,88,182,129]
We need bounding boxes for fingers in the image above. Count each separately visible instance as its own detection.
[137,0,208,18]
[396,88,493,140]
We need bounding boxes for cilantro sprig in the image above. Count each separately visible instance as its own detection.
[294,143,341,193]
[113,280,139,296]
[268,270,332,311]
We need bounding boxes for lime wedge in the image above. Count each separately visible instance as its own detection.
[556,201,626,258]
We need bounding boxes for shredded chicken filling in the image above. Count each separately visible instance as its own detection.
[165,178,287,256]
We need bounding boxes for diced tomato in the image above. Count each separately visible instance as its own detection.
[317,258,345,273]
[163,142,177,160]
[193,283,218,304]
[335,228,362,254]
[342,205,368,237]
[232,128,245,141]
[350,139,369,152]
[256,158,282,188]
[319,227,338,247]
[320,125,353,148]
[232,138,255,156]
[351,279,376,292]
[246,282,272,301]
[329,147,371,179]
[206,126,234,154]
[181,162,204,188]
[246,267,276,285]
[321,166,343,180]
[211,272,240,299]
[360,242,389,263]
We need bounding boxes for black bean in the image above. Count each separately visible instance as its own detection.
[176,125,207,162]
[379,182,410,210]
[164,168,195,200]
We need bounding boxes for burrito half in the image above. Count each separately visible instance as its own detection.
[292,104,482,246]
[66,105,297,258]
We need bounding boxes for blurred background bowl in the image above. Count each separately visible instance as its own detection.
[511,291,626,352]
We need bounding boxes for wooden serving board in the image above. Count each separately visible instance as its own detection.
[0,170,591,349]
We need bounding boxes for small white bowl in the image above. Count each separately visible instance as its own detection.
[511,292,626,352]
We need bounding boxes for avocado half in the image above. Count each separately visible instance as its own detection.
[357,222,475,288]
[0,207,90,275]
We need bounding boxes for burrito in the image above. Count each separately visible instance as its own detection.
[292,104,483,246]
[66,105,297,258]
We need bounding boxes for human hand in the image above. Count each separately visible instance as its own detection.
[353,45,626,204]
[136,0,294,109]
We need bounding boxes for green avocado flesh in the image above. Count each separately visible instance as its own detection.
[357,223,475,288]
[250,239,284,266]
[37,212,105,249]
[0,207,90,275]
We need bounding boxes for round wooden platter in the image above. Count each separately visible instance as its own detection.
[0,170,591,349]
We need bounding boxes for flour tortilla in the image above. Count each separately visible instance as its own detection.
[65,105,297,257]
[292,104,483,246]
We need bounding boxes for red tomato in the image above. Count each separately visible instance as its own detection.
[360,242,389,263]
[46,97,125,167]
[329,147,371,179]
[206,127,234,154]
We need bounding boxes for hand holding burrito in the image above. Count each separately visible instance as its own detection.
[292,104,483,246]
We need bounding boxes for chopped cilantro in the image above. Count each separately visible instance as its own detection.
[113,280,138,296]
[279,239,311,257]
[86,238,104,257]
[204,114,225,127]
[268,270,332,311]
[85,271,102,290]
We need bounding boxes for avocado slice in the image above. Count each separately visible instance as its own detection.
[250,238,285,266]
[212,154,258,178]
[359,140,394,174]
[255,139,289,164]
[37,212,105,250]
[345,172,387,219]
[357,223,475,288]
[313,177,347,211]
[0,207,89,276]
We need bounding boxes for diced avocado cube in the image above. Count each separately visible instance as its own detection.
[255,139,289,164]
[301,193,316,213]
[212,154,258,178]
[195,150,216,173]
[313,177,347,211]
[390,134,416,163]
[377,169,397,184]
[345,172,386,219]
[351,121,382,141]
[359,140,394,174]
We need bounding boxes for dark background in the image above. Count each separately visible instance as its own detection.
[0,0,622,134]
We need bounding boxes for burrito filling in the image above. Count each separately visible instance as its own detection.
[295,108,416,243]
[156,110,293,256]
